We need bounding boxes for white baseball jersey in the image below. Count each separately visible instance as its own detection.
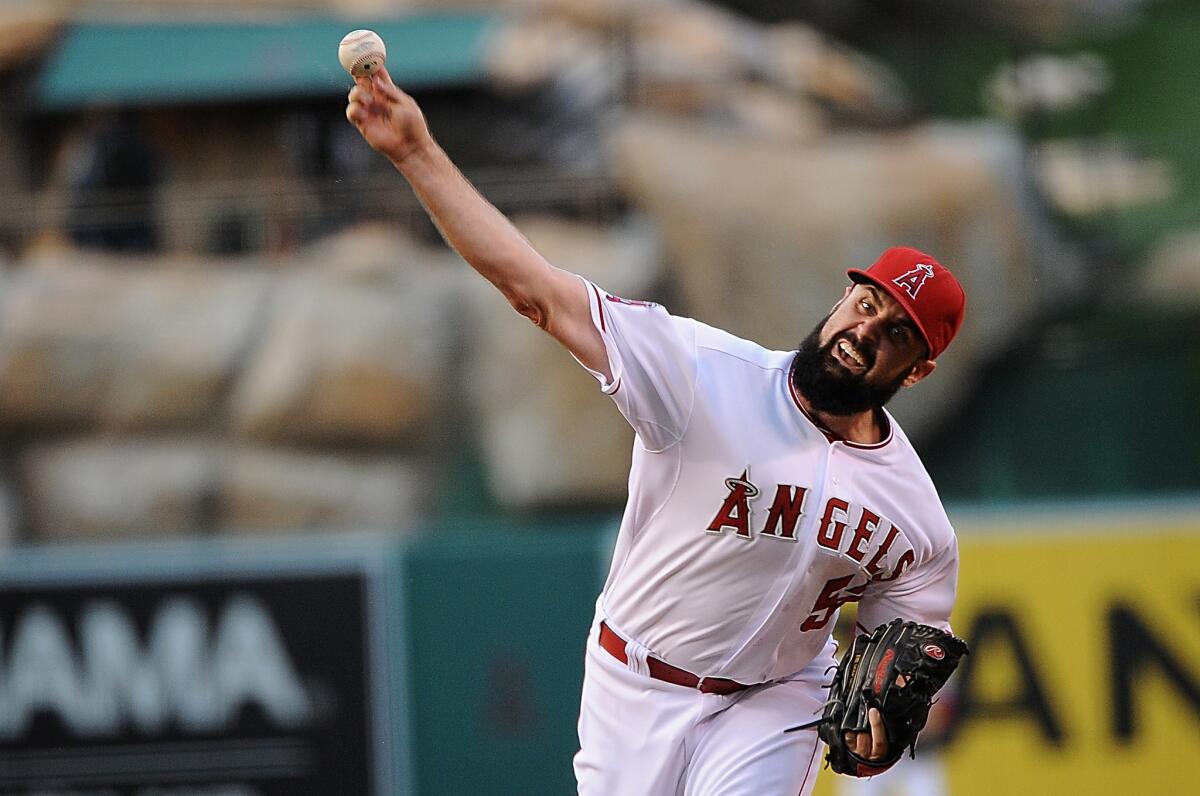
[577,279,959,685]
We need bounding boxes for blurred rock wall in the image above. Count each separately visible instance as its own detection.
[0,215,663,543]
[612,115,1072,437]
[0,227,464,542]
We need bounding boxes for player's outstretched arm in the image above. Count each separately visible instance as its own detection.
[345,68,608,378]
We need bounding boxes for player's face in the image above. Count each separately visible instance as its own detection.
[791,284,935,415]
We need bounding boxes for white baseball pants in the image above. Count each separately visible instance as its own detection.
[574,624,828,796]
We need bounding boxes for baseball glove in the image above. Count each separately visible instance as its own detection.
[794,618,968,777]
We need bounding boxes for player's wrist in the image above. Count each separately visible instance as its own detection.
[390,136,439,175]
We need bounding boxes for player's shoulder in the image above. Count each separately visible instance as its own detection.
[881,413,932,472]
[599,291,664,312]
[691,320,792,372]
[878,416,957,534]
[592,281,790,372]
[588,283,669,324]
[590,284,691,340]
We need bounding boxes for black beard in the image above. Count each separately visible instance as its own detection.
[790,318,908,416]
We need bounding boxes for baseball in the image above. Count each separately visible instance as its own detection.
[338,29,386,77]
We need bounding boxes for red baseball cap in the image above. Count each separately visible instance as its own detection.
[846,247,965,360]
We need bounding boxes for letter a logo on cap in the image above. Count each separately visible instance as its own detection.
[892,263,935,299]
[847,247,965,360]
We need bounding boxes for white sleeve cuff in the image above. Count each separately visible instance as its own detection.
[575,276,623,395]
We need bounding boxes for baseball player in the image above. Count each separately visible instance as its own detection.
[347,69,966,795]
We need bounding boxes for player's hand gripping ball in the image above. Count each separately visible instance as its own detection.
[339,29,387,77]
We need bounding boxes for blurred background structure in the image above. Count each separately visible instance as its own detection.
[0,0,1196,794]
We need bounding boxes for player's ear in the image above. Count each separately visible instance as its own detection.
[901,359,935,388]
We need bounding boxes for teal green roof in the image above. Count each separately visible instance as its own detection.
[38,15,497,109]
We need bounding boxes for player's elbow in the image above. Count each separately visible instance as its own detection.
[493,260,577,335]
[498,282,551,330]
[510,294,551,330]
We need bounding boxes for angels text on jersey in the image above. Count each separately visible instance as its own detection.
[705,468,915,632]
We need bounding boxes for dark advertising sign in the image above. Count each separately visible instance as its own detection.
[0,539,403,796]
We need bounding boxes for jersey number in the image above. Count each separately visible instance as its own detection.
[800,575,867,631]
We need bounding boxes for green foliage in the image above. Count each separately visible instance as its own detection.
[872,0,1200,257]
[1070,0,1200,252]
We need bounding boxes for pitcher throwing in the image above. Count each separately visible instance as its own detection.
[347,65,967,796]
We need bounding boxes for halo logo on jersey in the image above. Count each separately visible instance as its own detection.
[705,471,813,541]
[892,263,935,299]
[705,469,759,539]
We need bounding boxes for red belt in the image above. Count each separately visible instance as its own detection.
[598,621,751,695]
